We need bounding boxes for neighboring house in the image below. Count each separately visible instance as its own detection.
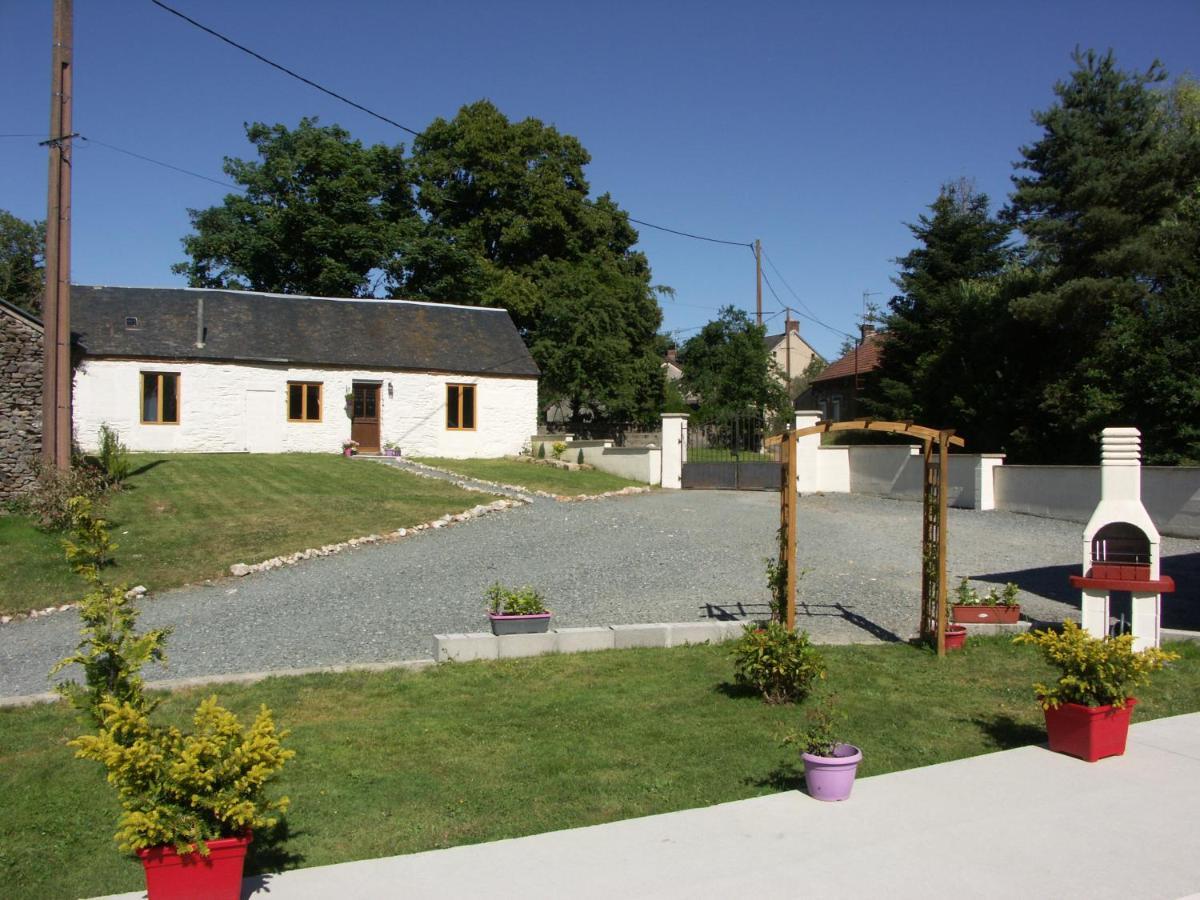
[808,325,886,422]
[0,298,43,501]
[70,286,539,458]
[763,318,820,386]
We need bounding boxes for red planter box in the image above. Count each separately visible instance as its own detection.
[1043,698,1136,762]
[952,604,1021,624]
[138,834,251,900]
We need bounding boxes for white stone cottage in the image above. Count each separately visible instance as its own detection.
[71,285,539,457]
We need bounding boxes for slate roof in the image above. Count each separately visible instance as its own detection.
[70,285,539,378]
[0,297,43,332]
[810,331,886,383]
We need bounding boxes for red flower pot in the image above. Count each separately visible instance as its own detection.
[943,624,967,650]
[1043,698,1137,762]
[137,833,251,900]
[951,604,1021,624]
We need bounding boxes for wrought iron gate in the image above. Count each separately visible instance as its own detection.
[682,413,782,490]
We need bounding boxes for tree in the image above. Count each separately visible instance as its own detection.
[0,210,45,315]
[678,306,791,423]
[863,180,1020,450]
[174,119,414,297]
[391,100,664,423]
[1006,51,1200,462]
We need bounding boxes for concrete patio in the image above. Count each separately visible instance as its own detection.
[100,711,1200,899]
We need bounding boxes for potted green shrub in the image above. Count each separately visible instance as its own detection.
[952,578,1021,624]
[486,582,552,635]
[1014,621,1178,762]
[53,498,294,899]
[784,696,862,801]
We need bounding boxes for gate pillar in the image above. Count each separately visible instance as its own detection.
[660,413,688,490]
[794,411,822,495]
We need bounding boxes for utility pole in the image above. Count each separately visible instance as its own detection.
[42,0,74,469]
[784,307,793,383]
[754,239,762,327]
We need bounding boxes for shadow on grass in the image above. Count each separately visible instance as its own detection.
[125,458,170,482]
[971,713,1045,751]
[746,761,804,792]
[713,681,761,701]
[244,819,305,878]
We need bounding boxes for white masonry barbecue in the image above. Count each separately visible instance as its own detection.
[1068,427,1174,650]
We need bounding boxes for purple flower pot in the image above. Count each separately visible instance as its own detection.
[802,743,863,801]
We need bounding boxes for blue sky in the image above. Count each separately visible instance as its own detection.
[2,1,1196,359]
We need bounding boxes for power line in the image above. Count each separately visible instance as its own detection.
[627,217,752,248]
[78,135,245,190]
[148,2,752,250]
[761,247,822,321]
[149,0,422,137]
[760,267,855,340]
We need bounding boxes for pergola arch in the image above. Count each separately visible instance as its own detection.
[767,418,964,656]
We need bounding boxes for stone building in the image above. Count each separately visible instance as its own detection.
[0,299,43,502]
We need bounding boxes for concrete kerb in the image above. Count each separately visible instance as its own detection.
[434,620,743,661]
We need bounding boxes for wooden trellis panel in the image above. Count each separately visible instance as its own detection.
[920,434,952,655]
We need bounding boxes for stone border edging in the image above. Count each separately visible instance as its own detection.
[433,620,748,662]
[404,457,652,502]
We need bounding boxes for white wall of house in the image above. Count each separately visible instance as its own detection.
[73,358,537,458]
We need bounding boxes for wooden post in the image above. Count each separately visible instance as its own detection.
[755,239,762,327]
[785,431,798,631]
[937,430,952,656]
[42,0,74,469]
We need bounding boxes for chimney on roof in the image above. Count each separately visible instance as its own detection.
[860,323,876,340]
[786,319,799,335]
[666,347,677,364]
[195,296,206,348]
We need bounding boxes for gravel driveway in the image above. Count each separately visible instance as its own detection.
[3,490,1198,700]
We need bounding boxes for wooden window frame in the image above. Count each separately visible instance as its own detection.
[140,371,180,425]
[287,381,324,423]
[446,383,477,432]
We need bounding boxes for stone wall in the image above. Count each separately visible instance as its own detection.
[0,306,43,502]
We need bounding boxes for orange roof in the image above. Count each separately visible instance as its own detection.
[811,332,886,383]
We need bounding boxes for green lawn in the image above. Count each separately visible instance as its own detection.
[416,457,646,495]
[0,454,488,616]
[3,637,1198,899]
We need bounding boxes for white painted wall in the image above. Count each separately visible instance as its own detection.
[994,465,1200,538]
[73,358,537,458]
[578,446,662,485]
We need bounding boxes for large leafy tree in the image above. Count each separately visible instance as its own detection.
[391,100,664,423]
[678,306,791,424]
[174,119,414,297]
[1006,51,1200,462]
[0,210,45,316]
[863,180,1021,450]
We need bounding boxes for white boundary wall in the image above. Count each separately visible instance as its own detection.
[73,358,537,458]
[995,465,1200,538]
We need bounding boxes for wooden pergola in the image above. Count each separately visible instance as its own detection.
[767,419,965,656]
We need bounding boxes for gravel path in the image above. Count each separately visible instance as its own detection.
[3,491,1198,699]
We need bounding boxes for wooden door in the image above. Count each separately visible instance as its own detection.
[350,383,381,452]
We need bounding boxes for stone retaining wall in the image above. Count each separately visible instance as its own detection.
[0,303,43,502]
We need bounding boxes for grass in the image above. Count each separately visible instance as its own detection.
[415,456,645,495]
[685,448,778,462]
[0,454,487,616]
[3,637,1199,899]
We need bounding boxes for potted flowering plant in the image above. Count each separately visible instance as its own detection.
[784,696,862,801]
[1014,621,1177,762]
[952,578,1021,624]
[382,441,402,457]
[486,582,551,635]
[341,439,359,457]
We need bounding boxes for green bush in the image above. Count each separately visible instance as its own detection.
[783,694,844,756]
[954,577,1019,607]
[551,441,567,460]
[15,459,106,531]
[97,423,131,485]
[1014,620,1179,708]
[537,442,546,459]
[577,448,585,465]
[732,621,825,704]
[485,582,548,615]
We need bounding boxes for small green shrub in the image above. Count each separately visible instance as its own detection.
[16,459,106,531]
[577,448,585,465]
[537,442,546,459]
[1014,620,1179,708]
[97,423,131,485]
[551,441,567,460]
[732,621,825,704]
[486,582,549,616]
[783,694,844,756]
